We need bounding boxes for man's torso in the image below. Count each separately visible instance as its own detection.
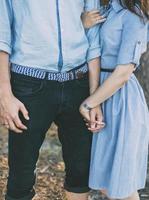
[10,0,89,72]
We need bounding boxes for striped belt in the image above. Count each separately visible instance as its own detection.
[11,63,88,82]
[101,68,114,72]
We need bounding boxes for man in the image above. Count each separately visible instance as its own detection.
[0,0,102,199]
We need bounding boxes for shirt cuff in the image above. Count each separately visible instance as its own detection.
[117,41,145,68]
[87,47,101,62]
[0,41,12,54]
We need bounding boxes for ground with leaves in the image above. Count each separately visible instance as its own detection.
[0,124,149,200]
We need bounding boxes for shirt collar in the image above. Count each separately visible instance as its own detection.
[111,0,124,13]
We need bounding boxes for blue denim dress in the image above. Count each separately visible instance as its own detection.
[89,0,149,198]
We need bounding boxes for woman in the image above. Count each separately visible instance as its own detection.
[80,0,149,199]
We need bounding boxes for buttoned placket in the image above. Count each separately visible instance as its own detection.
[56,0,64,72]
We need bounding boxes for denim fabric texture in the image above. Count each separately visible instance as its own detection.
[6,72,92,199]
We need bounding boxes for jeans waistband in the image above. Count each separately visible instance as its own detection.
[11,62,88,82]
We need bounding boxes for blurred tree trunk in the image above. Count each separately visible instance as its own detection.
[135,45,149,106]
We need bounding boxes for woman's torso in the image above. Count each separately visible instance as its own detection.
[99,0,148,69]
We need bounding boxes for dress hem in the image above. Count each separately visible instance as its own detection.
[89,184,146,199]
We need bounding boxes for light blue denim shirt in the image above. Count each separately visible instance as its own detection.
[0,0,100,72]
[100,0,148,69]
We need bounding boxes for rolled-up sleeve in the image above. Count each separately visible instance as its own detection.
[84,0,101,62]
[0,0,13,54]
[117,12,148,68]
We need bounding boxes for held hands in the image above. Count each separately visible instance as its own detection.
[79,102,105,133]
[0,93,29,133]
[82,10,106,29]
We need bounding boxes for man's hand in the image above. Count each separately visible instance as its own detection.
[0,52,29,133]
[88,106,105,132]
[0,93,29,133]
[80,104,105,133]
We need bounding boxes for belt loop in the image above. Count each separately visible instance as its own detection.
[44,72,49,80]
[72,70,76,80]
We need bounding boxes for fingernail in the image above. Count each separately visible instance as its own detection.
[26,116,30,120]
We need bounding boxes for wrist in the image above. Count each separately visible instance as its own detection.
[81,99,95,110]
[84,97,100,109]
[0,86,13,99]
[81,102,92,111]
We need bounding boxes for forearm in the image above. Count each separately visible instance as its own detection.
[86,64,134,108]
[0,52,12,97]
[88,58,100,94]
[87,72,124,107]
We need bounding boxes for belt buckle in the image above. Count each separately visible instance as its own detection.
[76,71,84,79]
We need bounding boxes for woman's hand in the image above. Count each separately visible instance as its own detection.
[79,102,105,133]
[82,10,106,29]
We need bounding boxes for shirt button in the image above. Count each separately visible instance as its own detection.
[137,41,141,44]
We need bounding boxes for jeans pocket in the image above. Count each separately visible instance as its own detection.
[11,73,45,97]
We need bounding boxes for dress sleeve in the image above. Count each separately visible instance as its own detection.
[117,11,148,68]
[84,0,101,62]
[0,0,13,54]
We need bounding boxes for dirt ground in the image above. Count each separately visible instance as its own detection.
[0,124,149,200]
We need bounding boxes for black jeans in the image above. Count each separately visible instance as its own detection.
[6,72,92,200]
